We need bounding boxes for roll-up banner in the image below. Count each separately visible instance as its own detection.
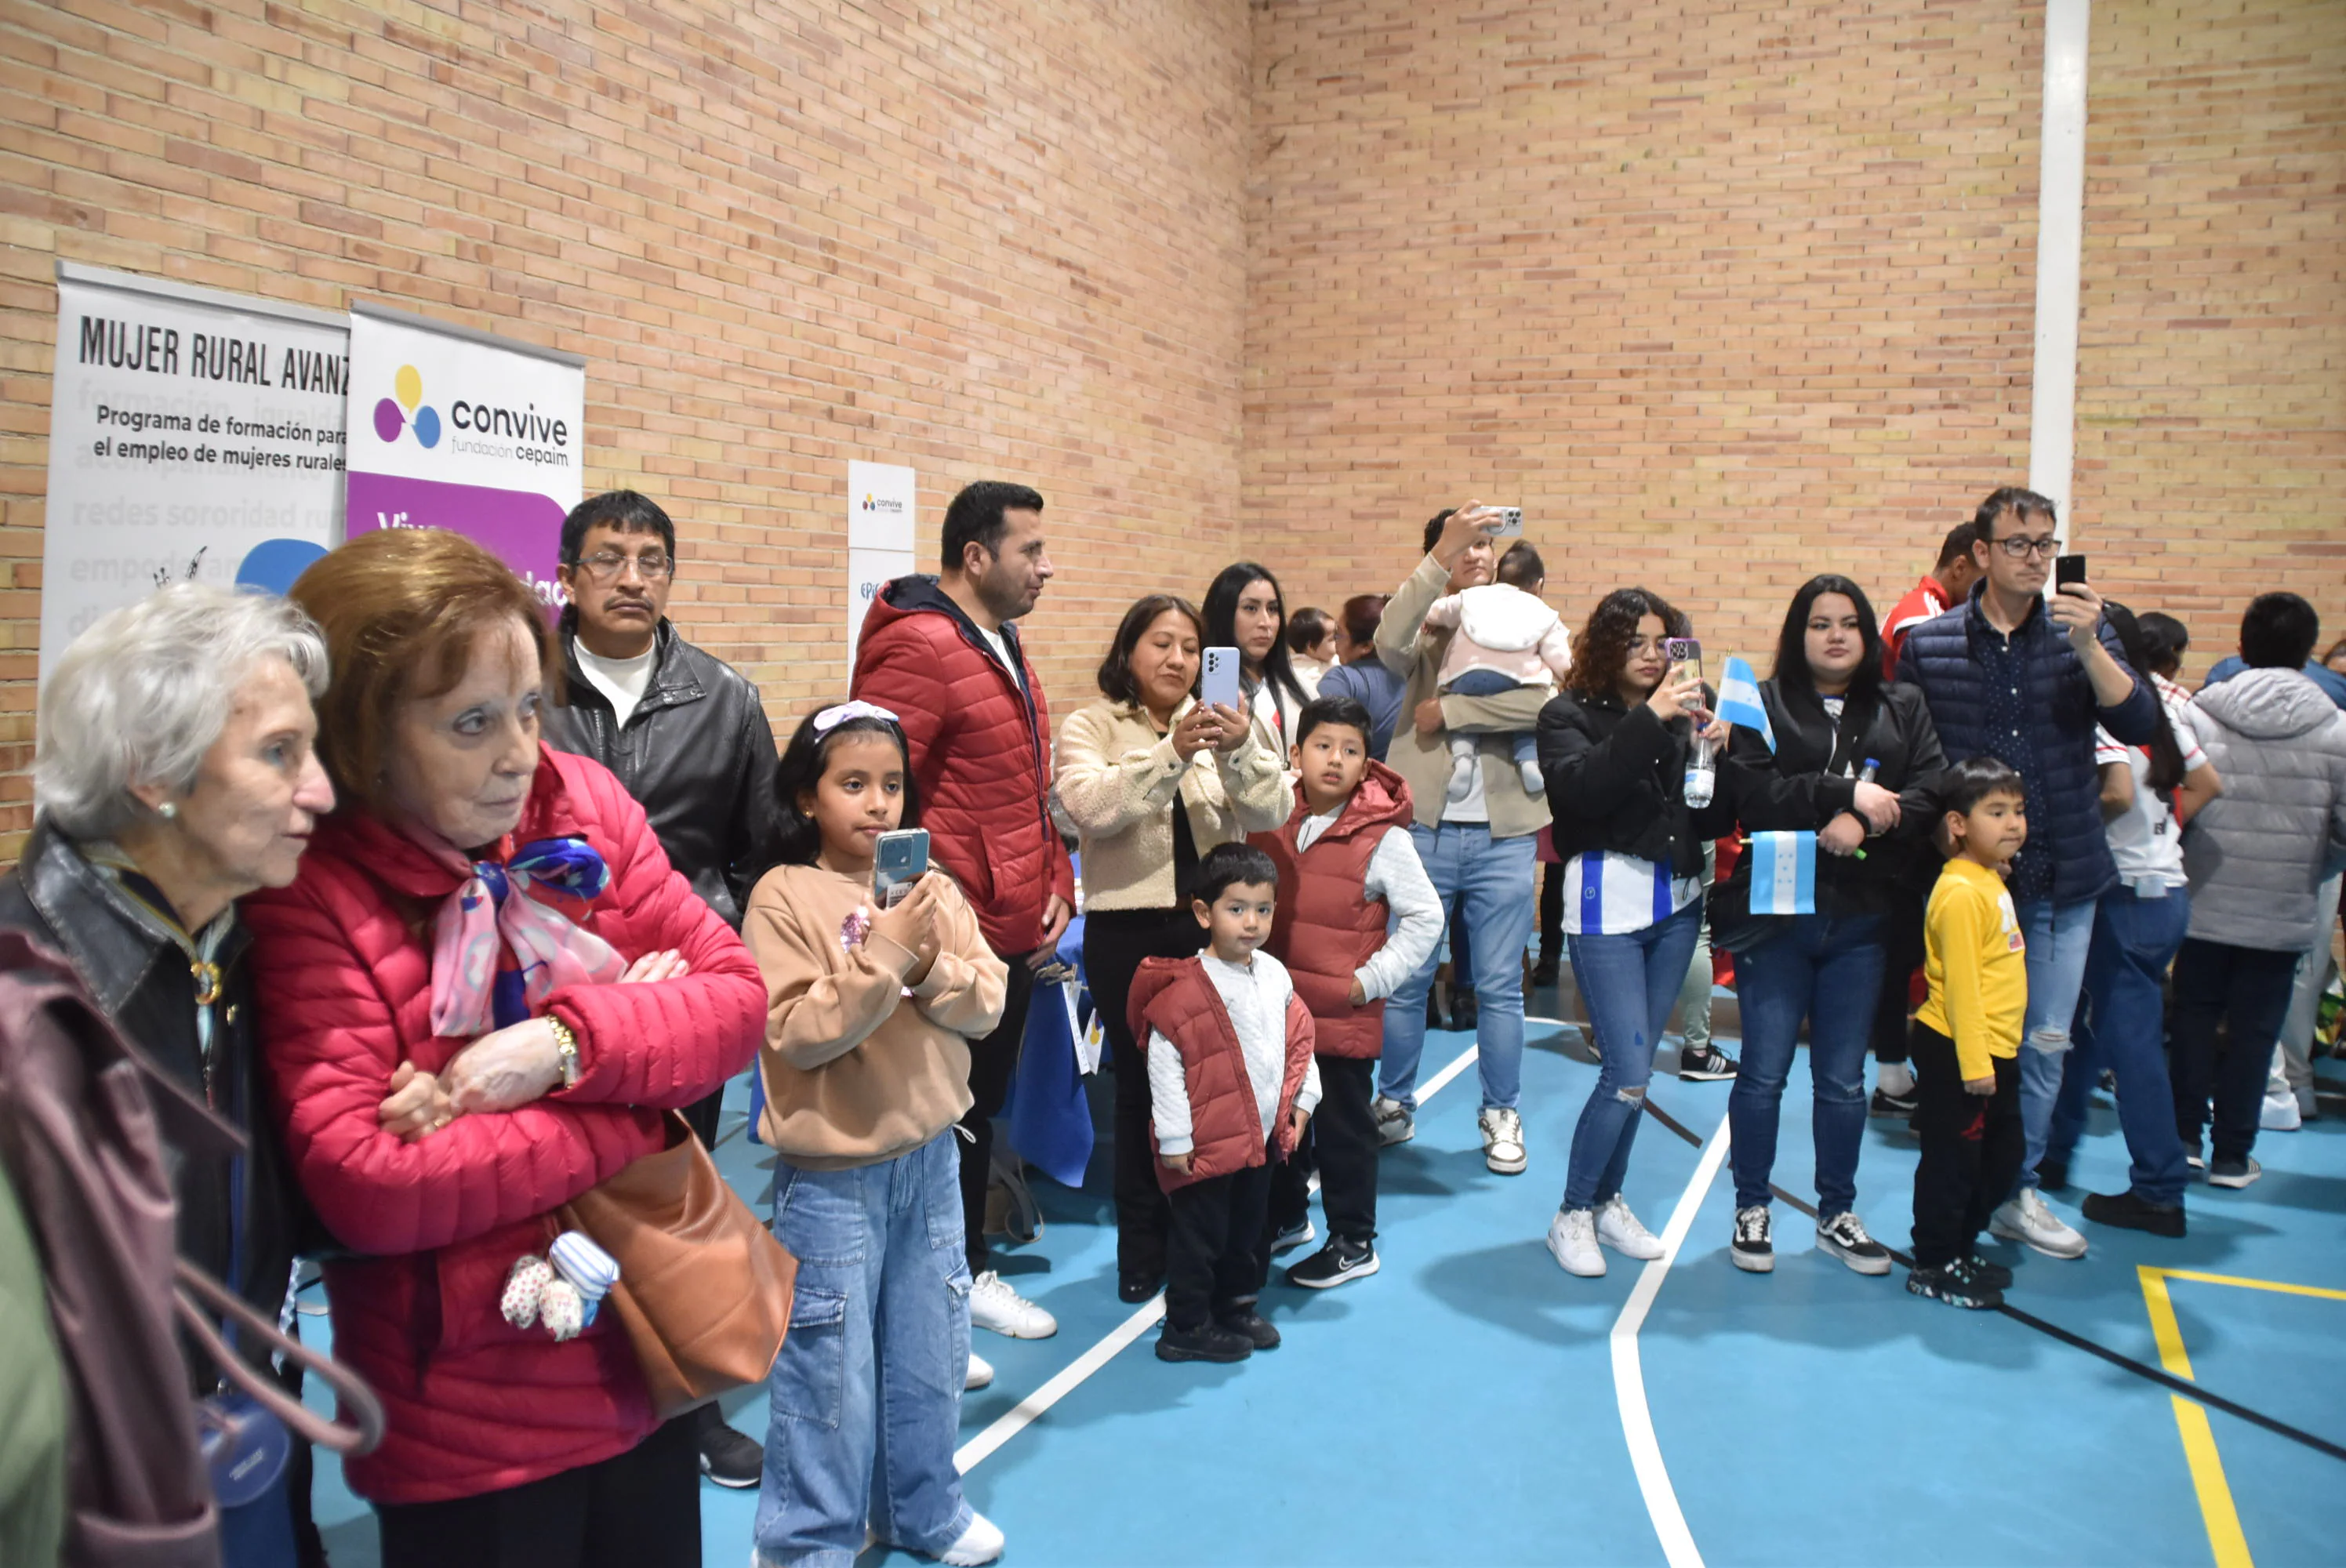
[40,262,350,678]
[847,459,917,676]
[345,301,586,610]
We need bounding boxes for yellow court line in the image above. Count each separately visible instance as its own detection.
[2136,1265,2346,1568]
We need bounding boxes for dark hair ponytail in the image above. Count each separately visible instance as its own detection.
[2103,604,2185,797]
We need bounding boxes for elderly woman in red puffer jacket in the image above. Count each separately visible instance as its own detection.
[242,528,764,1568]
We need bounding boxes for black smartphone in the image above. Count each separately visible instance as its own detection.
[2055,554,2087,589]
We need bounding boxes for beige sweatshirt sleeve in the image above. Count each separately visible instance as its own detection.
[906,880,1011,1040]
[1055,702,1189,837]
[1217,732,1297,833]
[743,887,914,1072]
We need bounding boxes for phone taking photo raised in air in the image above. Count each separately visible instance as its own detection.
[1487,506,1524,538]
[1200,645,1242,713]
[873,828,929,911]
[1664,637,1704,679]
[2054,554,2088,590]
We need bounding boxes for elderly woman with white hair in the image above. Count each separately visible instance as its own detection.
[0,580,338,1558]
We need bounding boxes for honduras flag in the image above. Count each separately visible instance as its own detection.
[1716,655,1774,753]
[1747,830,1818,916]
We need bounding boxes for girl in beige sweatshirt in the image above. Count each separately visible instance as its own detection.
[743,700,1009,1567]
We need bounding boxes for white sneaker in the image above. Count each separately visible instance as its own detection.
[1479,1107,1527,1174]
[937,1512,1005,1567]
[1546,1208,1605,1276]
[1988,1188,2088,1259]
[2261,1089,2304,1131]
[964,1350,993,1392]
[1596,1194,1665,1261]
[1372,1094,1416,1146]
[968,1271,1058,1339]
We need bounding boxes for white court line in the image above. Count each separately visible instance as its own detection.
[954,1040,1481,1475]
[1609,1109,1731,1568]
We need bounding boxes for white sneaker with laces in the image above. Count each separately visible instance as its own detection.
[1988,1187,2088,1259]
[1372,1094,1416,1146]
[1596,1194,1665,1260]
[968,1271,1058,1339]
[937,1512,1006,1567]
[1479,1107,1527,1174]
[1546,1208,1604,1276]
[964,1350,994,1392]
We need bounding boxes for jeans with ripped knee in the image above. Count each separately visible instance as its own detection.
[2014,896,2097,1196]
[1560,900,1705,1211]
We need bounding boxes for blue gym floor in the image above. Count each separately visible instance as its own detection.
[306,991,2346,1566]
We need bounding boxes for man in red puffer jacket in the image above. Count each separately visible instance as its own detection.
[852,480,1074,1341]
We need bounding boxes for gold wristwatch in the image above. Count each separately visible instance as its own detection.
[547,1016,580,1088]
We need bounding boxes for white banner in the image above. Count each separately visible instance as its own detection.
[847,460,916,674]
[345,302,586,611]
[39,263,350,678]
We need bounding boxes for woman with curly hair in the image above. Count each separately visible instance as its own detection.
[1534,587,1734,1279]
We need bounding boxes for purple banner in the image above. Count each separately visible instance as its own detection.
[345,470,568,612]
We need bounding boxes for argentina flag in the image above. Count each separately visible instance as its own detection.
[1716,655,1774,753]
[1747,830,1818,916]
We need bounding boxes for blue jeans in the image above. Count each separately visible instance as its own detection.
[755,1131,973,1568]
[2049,884,2192,1205]
[1727,913,1887,1218]
[1561,899,1705,1210]
[1381,824,1539,1111]
[2014,896,2097,1196]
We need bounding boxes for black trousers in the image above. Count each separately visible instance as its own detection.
[1268,1055,1378,1243]
[1538,860,1564,965]
[1872,880,1928,1067]
[1164,1156,1275,1332]
[2170,937,2298,1166]
[376,1410,699,1568]
[1086,907,1207,1280]
[1908,1022,2023,1270]
[961,947,1040,1275]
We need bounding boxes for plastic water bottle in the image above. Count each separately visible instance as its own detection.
[1683,732,1717,808]
[1858,757,1883,837]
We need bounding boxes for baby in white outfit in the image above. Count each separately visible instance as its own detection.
[1419,542,1572,801]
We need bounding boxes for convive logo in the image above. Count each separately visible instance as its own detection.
[372,365,441,447]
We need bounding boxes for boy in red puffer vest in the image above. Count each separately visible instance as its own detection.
[1129,842,1320,1364]
[1252,695,1442,1290]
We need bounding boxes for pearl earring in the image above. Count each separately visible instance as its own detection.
[158,802,178,821]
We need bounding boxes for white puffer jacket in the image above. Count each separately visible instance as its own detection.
[2181,667,2346,949]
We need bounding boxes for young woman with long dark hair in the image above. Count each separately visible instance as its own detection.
[1712,575,1945,1276]
[1203,562,1313,749]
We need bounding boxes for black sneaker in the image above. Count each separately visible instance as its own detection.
[1815,1211,1893,1276]
[1216,1310,1281,1350]
[1869,1086,1919,1118]
[1156,1320,1252,1363]
[2036,1156,2070,1192]
[1531,956,1560,988]
[2206,1156,2262,1189]
[1285,1236,1380,1290]
[1268,1217,1316,1257]
[1961,1253,2014,1290]
[1678,1044,1738,1081]
[2081,1189,2186,1238]
[1907,1256,2003,1309]
[694,1406,762,1489]
[1730,1205,1774,1272]
[1119,1271,1164,1304]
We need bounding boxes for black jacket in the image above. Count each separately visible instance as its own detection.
[545,617,781,928]
[0,818,297,1371]
[1538,686,1734,879]
[1710,679,1948,950]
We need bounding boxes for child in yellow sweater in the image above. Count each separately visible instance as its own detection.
[1907,757,2030,1310]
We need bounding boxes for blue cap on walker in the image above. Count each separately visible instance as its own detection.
[548,1231,619,1302]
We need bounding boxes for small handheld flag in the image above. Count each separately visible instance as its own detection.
[1716,656,1775,753]
[1747,830,1818,916]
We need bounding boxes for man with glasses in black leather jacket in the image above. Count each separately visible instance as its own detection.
[544,488,781,1489]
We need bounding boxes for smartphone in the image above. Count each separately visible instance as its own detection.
[1664,637,1704,679]
[1201,645,1241,712]
[1487,506,1523,538]
[873,829,929,910]
[2055,554,2087,589]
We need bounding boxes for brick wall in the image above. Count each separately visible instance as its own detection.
[2,1,2337,862]
[1244,0,2342,684]
[0,0,1251,856]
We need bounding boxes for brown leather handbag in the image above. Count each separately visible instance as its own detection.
[560,1111,797,1420]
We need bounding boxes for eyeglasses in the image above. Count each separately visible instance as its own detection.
[1991,535,2060,560]
[572,550,674,581]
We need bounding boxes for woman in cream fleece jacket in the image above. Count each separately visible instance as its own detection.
[1054,593,1294,1297]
